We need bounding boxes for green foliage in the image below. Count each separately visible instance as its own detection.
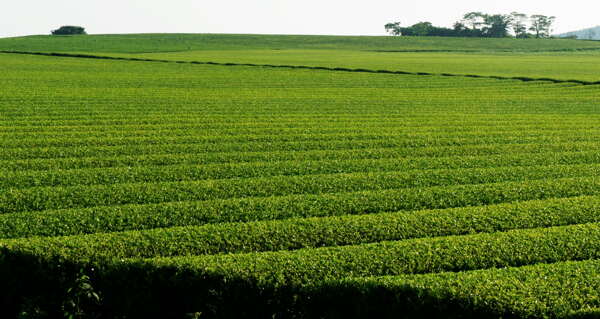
[0,44,599,318]
[5,148,600,189]
[530,15,556,38]
[1,33,598,53]
[384,22,402,36]
[482,14,512,38]
[396,22,469,37]
[511,12,530,38]
[3,195,600,258]
[7,162,600,213]
[51,26,86,36]
[118,49,600,83]
[387,11,550,39]
[131,223,600,286]
[4,176,600,239]
[62,269,101,319]
[314,259,600,318]
[569,308,600,319]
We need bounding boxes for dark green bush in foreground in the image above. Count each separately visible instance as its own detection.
[1,224,599,317]
[1,253,598,318]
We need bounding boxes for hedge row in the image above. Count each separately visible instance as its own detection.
[4,194,600,259]
[5,150,600,189]
[569,308,600,319]
[3,224,599,317]
[3,122,598,139]
[4,163,600,213]
[134,223,600,287]
[4,127,600,149]
[3,127,599,148]
[0,112,585,126]
[3,140,600,172]
[0,118,559,131]
[2,251,598,318]
[3,177,600,238]
[2,133,600,160]
[1,131,420,148]
[306,259,600,319]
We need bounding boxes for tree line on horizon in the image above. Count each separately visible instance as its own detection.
[385,12,555,38]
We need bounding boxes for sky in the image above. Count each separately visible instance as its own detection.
[1,0,599,38]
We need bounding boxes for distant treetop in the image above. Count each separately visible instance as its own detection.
[386,13,555,39]
[51,26,87,36]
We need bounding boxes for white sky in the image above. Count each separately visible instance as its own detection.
[1,0,598,38]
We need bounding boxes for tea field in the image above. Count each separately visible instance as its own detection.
[0,35,599,318]
[3,33,600,52]
[4,34,600,83]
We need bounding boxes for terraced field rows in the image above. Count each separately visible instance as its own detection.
[1,51,599,318]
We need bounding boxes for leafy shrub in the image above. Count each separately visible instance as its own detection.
[51,26,86,36]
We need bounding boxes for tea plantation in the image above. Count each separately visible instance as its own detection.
[0,34,599,318]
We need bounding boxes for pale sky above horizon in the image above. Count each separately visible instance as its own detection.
[1,0,599,38]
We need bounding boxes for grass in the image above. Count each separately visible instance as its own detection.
[2,33,600,53]
[128,49,600,82]
[3,34,600,81]
[0,34,599,318]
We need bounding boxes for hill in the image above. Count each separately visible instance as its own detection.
[559,26,600,40]
[2,33,600,53]
[2,50,600,318]
[3,33,600,82]
[1,33,600,318]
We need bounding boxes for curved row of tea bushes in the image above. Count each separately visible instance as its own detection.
[127,223,600,287]
[2,52,600,318]
[6,150,600,189]
[3,133,600,160]
[2,223,598,317]
[4,163,600,213]
[4,140,600,172]
[3,195,600,258]
[4,122,600,140]
[306,259,600,319]
[3,177,600,238]
[4,126,600,148]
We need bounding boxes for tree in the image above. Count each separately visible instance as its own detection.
[410,22,435,36]
[462,12,486,31]
[385,22,402,36]
[453,21,482,37]
[482,14,512,38]
[384,12,556,39]
[510,12,529,38]
[397,22,458,37]
[453,22,468,31]
[51,26,86,35]
[529,15,555,38]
